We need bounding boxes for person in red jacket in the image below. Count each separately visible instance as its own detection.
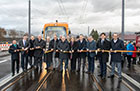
[132,43,137,64]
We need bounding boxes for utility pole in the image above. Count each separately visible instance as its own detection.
[88,26,90,36]
[28,0,31,37]
[121,0,125,40]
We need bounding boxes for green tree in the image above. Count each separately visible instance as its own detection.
[90,29,99,41]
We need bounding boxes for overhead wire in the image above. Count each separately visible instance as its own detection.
[59,0,69,21]
[79,0,89,24]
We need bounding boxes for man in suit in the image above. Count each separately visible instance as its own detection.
[34,35,45,70]
[108,33,124,81]
[9,40,20,76]
[28,36,35,68]
[19,35,30,72]
[57,36,70,72]
[77,34,87,72]
[49,35,59,70]
[97,33,110,79]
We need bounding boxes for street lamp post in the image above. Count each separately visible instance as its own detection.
[28,0,31,37]
[121,0,125,40]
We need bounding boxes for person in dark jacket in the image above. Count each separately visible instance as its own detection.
[19,35,30,72]
[49,35,59,70]
[138,48,140,64]
[28,36,35,68]
[87,36,96,74]
[108,33,124,81]
[70,36,79,72]
[77,34,87,72]
[34,35,45,70]
[122,42,128,68]
[44,36,53,70]
[97,33,110,79]
[9,40,20,76]
[57,36,70,72]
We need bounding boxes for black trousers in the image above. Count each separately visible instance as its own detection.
[78,57,86,71]
[21,54,28,71]
[127,55,132,68]
[71,57,77,71]
[11,59,19,75]
[132,57,136,64]
[98,57,107,77]
[29,56,34,66]
[35,57,42,69]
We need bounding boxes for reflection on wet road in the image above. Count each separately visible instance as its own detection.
[0,62,138,91]
[40,71,97,91]
[5,63,48,91]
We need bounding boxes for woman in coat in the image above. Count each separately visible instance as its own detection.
[70,37,79,72]
[132,43,137,64]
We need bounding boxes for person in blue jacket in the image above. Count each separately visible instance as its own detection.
[126,41,134,68]
[86,36,96,74]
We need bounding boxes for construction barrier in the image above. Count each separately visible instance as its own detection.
[0,44,11,51]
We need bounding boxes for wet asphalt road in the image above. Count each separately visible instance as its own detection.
[2,62,98,91]
[1,62,136,91]
[94,66,130,91]
[122,59,140,83]
[0,53,140,91]
[0,51,10,57]
[0,55,11,79]
[6,69,45,91]
[40,71,97,91]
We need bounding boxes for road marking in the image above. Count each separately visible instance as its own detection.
[107,64,140,90]
[122,72,140,89]
[0,60,9,64]
[1,68,34,91]
[0,69,22,88]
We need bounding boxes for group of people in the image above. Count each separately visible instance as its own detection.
[123,41,139,68]
[9,32,140,82]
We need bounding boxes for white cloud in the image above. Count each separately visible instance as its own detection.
[0,0,140,35]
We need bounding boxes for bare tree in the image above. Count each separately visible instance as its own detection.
[8,29,18,39]
[0,27,7,41]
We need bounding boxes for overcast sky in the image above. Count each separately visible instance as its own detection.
[0,0,140,35]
